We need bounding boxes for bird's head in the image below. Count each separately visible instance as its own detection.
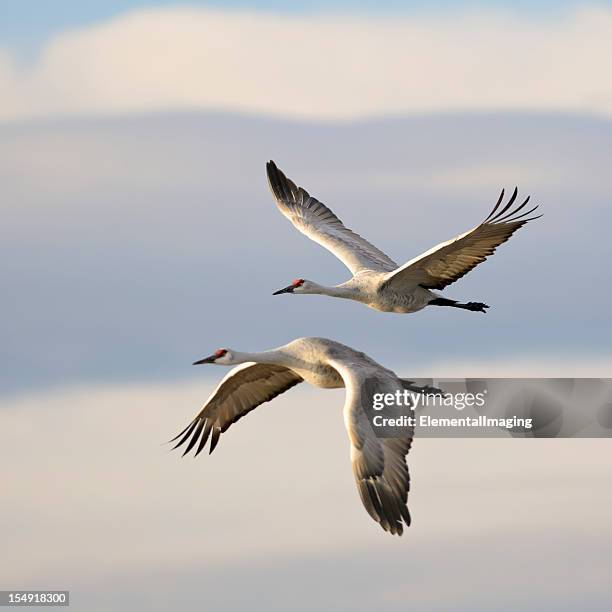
[272,278,316,295]
[192,348,234,366]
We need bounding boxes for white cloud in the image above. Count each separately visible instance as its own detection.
[1,6,612,122]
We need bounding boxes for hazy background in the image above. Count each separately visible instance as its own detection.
[1,1,611,610]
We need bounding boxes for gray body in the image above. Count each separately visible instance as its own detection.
[317,271,436,314]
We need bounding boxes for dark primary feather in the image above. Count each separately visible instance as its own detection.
[353,435,413,535]
[266,161,398,273]
[170,363,303,457]
[382,187,541,292]
[335,363,414,536]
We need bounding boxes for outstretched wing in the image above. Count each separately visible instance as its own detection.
[381,188,541,292]
[170,363,303,457]
[267,161,398,275]
[329,358,413,536]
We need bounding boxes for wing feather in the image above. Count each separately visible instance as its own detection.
[171,363,303,457]
[267,161,397,274]
[329,358,413,536]
[381,189,541,292]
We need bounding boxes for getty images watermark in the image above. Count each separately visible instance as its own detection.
[365,379,612,438]
[371,387,533,431]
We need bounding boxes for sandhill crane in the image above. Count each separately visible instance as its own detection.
[267,161,541,314]
[170,337,439,536]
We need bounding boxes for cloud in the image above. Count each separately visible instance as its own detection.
[1,6,612,122]
[1,374,611,609]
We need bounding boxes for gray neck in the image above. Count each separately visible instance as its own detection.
[310,282,357,299]
[230,349,288,367]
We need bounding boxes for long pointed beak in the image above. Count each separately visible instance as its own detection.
[193,354,217,365]
[272,284,295,296]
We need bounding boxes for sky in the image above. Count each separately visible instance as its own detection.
[1,2,611,611]
[4,0,612,51]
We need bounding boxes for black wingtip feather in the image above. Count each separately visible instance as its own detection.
[194,420,213,457]
[484,188,505,222]
[489,186,518,222]
[266,160,283,197]
[267,160,297,206]
[182,419,206,457]
[170,420,199,450]
[209,427,221,454]
[494,195,530,222]
[506,205,540,223]
[484,188,541,226]
[167,421,194,444]
[521,213,543,223]
[401,504,412,527]
[266,161,277,181]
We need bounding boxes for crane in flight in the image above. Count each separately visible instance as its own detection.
[268,161,541,314]
[170,337,441,535]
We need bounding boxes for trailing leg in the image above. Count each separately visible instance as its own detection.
[428,297,489,313]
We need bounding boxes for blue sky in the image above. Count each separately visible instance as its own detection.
[2,111,611,394]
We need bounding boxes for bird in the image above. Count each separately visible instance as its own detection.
[170,337,441,536]
[267,161,541,314]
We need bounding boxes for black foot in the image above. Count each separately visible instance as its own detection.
[464,302,489,313]
[429,298,489,313]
